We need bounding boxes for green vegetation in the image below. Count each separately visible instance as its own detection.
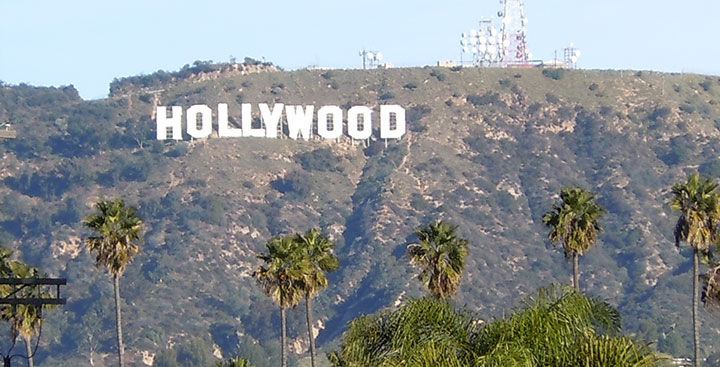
[669,174,720,367]
[0,247,50,367]
[542,187,605,290]
[254,236,304,367]
[328,285,658,367]
[407,220,468,298]
[217,356,256,367]
[83,198,143,367]
[293,229,339,367]
[254,229,339,367]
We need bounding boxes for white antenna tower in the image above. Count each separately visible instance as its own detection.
[498,0,530,66]
[460,1,531,67]
[359,49,383,69]
[564,43,581,68]
[460,19,501,67]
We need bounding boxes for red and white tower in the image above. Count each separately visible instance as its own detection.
[498,0,530,66]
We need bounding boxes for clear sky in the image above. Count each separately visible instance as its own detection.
[1,0,718,100]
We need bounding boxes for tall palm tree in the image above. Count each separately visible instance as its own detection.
[670,173,720,367]
[7,261,42,367]
[407,220,468,298]
[254,236,305,367]
[542,187,605,291]
[293,228,339,367]
[84,198,143,367]
[0,254,42,367]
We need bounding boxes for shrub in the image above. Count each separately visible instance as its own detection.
[467,92,504,107]
[545,93,560,104]
[430,69,446,81]
[270,171,313,199]
[379,92,395,100]
[542,68,565,80]
[649,106,671,122]
[297,148,342,172]
[403,82,418,90]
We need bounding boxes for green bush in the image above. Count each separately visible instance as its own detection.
[379,91,395,100]
[297,148,342,172]
[542,68,565,80]
[403,82,418,90]
[329,286,658,367]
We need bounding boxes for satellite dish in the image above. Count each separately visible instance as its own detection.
[521,17,528,25]
[478,44,487,53]
[461,32,466,38]
[571,56,578,63]
[503,17,511,25]
[498,11,504,17]
[479,36,487,44]
[366,52,374,59]
[503,39,510,47]
[470,29,478,37]
[376,52,383,61]
[472,47,478,54]
[461,39,468,46]
[488,45,497,54]
[463,47,469,53]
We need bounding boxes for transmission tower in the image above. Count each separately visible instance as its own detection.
[498,0,530,66]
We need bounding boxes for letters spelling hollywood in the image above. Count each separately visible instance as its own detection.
[156,104,406,141]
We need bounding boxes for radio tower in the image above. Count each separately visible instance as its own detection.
[498,0,530,66]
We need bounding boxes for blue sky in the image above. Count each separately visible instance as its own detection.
[1,0,719,100]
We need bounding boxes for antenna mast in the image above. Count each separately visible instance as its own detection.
[460,0,531,67]
[498,0,530,66]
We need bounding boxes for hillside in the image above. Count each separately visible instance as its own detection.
[1,65,720,366]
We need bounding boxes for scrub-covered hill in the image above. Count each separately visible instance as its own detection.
[1,64,719,366]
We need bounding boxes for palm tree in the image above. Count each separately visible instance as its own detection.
[0,249,55,367]
[670,173,720,367]
[216,356,256,367]
[329,285,658,367]
[7,261,42,367]
[407,220,468,298]
[293,228,339,367]
[84,198,143,367]
[542,187,605,291]
[0,255,41,367]
[254,236,305,367]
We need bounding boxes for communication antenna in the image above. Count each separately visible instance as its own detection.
[563,43,581,68]
[359,49,384,69]
[460,19,501,66]
[498,0,530,66]
[460,0,530,67]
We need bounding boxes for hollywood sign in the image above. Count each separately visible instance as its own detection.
[156,104,406,140]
